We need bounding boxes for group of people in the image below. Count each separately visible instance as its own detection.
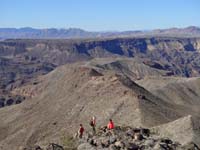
[77,117,114,138]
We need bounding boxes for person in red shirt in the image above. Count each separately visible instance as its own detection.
[78,124,84,138]
[107,119,114,130]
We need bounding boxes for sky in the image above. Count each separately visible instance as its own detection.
[0,0,200,31]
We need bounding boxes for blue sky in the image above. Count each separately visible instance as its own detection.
[0,0,200,31]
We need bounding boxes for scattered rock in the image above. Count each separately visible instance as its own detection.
[46,143,64,150]
[74,126,200,150]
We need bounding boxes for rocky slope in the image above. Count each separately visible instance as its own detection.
[0,62,200,149]
[85,58,170,80]
[136,77,200,116]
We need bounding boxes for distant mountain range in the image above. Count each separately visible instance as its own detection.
[0,26,200,39]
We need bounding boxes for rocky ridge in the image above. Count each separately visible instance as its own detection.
[0,63,200,149]
[21,126,200,150]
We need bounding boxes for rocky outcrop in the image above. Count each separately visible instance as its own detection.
[76,126,200,150]
[19,126,200,150]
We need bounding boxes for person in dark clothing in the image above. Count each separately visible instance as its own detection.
[89,116,96,134]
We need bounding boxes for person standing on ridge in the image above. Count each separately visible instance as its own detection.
[107,119,114,130]
[78,124,84,138]
[90,116,96,134]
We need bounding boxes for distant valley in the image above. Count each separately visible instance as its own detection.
[1,37,200,108]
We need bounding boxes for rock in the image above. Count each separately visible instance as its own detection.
[144,139,155,147]
[21,145,43,150]
[114,141,125,149]
[134,133,143,141]
[109,136,117,144]
[87,138,98,146]
[46,143,64,150]
[159,142,169,150]
[133,128,141,134]
[127,143,139,150]
[109,144,118,150]
[140,128,150,137]
[153,143,164,150]
[77,143,96,150]
[160,138,173,144]
[126,129,135,137]
[16,99,22,104]
[0,100,4,107]
[6,98,14,106]
[101,138,110,148]
[88,138,94,145]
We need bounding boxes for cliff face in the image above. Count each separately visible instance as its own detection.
[1,37,200,75]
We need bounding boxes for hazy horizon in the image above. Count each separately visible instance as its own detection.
[0,25,200,33]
